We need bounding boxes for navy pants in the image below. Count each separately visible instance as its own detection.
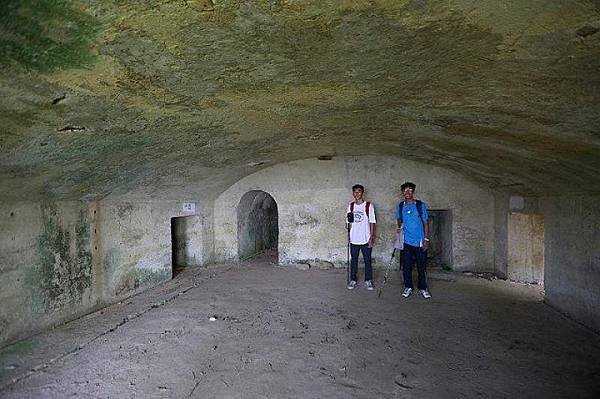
[350,243,372,282]
[402,244,428,290]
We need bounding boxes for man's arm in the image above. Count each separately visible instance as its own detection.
[420,202,430,250]
[422,219,430,251]
[369,222,376,248]
[368,205,376,248]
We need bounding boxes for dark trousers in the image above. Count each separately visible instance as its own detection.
[350,243,373,282]
[402,244,428,290]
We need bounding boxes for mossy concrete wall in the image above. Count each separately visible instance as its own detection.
[214,156,495,271]
[541,194,600,333]
[0,201,99,346]
[99,200,214,300]
[0,199,214,347]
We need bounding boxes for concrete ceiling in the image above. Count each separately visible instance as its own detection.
[1,0,599,201]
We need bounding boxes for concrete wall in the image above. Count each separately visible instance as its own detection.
[0,201,99,346]
[238,191,278,259]
[507,213,544,283]
[540,194,600,332]
[214,156,495,271]
[494,192,509,278]
[172,215,204,267]
[0,199,214,347]
[99,200,213,300]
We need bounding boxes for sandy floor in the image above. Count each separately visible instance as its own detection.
[1,256,600,399]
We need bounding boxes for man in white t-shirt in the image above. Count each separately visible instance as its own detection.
[346,184,377,290]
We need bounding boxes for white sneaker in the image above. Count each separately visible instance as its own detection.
[420,289,432,299]
[347,280,357,290]
[365,280,374,291]
[402,287,413,298]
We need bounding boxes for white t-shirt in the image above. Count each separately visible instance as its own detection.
[347,201,376,245]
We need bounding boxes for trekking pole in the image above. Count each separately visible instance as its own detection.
[346,211,354,286]
[378,248,396,298]
[346,224,351,285]
[378,230,403,298]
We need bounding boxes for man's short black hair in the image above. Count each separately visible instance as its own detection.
[352,184,364,192]
[401,182,416,191]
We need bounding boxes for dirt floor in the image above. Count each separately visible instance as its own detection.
[1,255,600,399]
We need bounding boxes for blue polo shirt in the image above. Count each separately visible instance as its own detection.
[396,201,428,247]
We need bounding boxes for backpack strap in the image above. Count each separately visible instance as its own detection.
[398,202,404,223]
[350,202,370,219]
[399,200,424,222]
[416,200,423,220]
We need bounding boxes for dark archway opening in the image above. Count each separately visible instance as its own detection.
[428,210,453,269]
[237,190,279,262]
[171,215,201,278]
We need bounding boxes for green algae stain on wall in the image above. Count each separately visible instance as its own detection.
[32,203,93,312]
[0,0,101,71]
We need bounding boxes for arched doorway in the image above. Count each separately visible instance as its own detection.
[237,190,278,261]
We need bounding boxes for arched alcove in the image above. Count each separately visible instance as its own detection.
[237,190,279,260]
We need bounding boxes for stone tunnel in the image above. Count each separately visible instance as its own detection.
[0,1,599,397]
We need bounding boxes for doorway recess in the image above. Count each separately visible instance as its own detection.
[237,191,278,261]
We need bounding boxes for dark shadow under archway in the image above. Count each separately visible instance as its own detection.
[171,215,202,278]
[428,209,453,269]
[238,190,278,261]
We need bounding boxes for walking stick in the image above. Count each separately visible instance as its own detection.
[378,230,404,298]
[378,248,396,298]
[346,224,351,285]
[346,212,354,286]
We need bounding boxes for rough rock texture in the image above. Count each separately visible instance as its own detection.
[1,0,600,349]
[1,0,599,201]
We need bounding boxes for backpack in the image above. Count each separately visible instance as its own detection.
[397,200,423,223]
[350,201,371,220]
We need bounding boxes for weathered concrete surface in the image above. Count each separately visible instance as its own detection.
[494,194,543,280]
[493,192,509,279]
[1,0,599,202]
[215,156,494,271]
[172,215,204,267]
[99,200,214,299]
[540,194,600,332]
[1,261,599,398]
[507,213,544,283]
[237,190,278,259]
[1,0,600,366]
[0,201,98,347]
[0,198,215,347]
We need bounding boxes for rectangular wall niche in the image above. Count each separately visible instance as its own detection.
[171,215,202,277]
[428,210,453,269]
[507,213,544,284]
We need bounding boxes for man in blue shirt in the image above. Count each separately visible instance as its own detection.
[396,182,432,299]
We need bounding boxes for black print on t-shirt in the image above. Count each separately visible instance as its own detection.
[353,211,364,222]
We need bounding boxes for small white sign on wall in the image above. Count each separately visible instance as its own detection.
[182,202,196,213]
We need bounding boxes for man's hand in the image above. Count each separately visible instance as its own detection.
[422,240,429,252]
[368,237,375,248]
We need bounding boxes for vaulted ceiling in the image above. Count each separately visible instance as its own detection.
[1,0,599,201]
